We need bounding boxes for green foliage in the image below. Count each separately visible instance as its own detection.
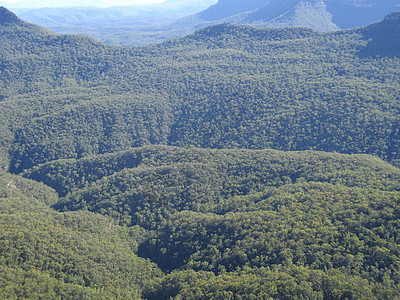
[0,172,163,298]
[1,9,400,299]
[35,146,398,222]
[0,172,58,206]
[144,267,386,300]
[0,14,400,172]
[139,184,400,275]
[22,146,400,297]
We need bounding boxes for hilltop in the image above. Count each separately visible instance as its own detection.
[8,145,400,298]
[1,7,400,298]
[0,7,399,172]
[0,6,23,25]
[358,12,400,58]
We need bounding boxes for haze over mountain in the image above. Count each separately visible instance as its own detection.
[198,0,400,29]
[1,6,400,298]
[1,7,400,171]
[14,0,217,25]
[11,0,216,46]
[173,0,400,40]
[12,0,400,46]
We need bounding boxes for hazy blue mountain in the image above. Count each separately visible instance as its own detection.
[11,1,216,46]
[14,0,217,26]
[12,0,400,46]
[222,0,338,31]
[1,7,400,297]
[164,0,400,48]
[198,0,400,28]
[358,10,400,58]
[326,0,400,29]
[198,0,270,21]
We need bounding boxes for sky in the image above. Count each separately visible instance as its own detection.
[0,0,169,8]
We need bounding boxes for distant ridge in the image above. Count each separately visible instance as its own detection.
[195,0,337,31]
[1,8,400,170]
[198,0,270,21]
[359,11,400,58]
[381,11,400,24]
[10,1,400,46]
[326,0,400,29]
[196,0,400,30]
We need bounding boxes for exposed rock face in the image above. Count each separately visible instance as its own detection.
[198,0,400,29]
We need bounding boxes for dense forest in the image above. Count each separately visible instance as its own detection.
[4,146,400,298]
[1,6,400,299]
[1,9,400,173]
[0,171,163,299]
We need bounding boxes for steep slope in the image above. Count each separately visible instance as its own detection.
[175,0,338,35]
[326,0,400,29]
[197,0,399,29]
[241,0,313,23]
[155,0,398,46]
[0,6,24,25]
[13,0,400,46]
[0,172,162,298]
[198,0,270,21]
[241,0,338,31]
[358,12,400,58]
[1,8,400,172]
[20,145,400,298]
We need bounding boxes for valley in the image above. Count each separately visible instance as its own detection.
[0,4,400,299]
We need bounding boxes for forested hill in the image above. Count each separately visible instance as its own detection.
[358,11,400,58]
[1,8,399,172]
[10,145,400,298]
[0,6,22,24]
[1,7,400,299]
[0,171,163,299]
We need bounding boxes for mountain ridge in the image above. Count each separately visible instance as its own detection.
[1,6,400,299]
[199,0,400,27]
[358,11,400,58]
[196,0,400,29]
[1,6,400,172]
[11,0,400,46]
[0,6,24,25]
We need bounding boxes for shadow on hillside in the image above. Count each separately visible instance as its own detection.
[357,12,400,58]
